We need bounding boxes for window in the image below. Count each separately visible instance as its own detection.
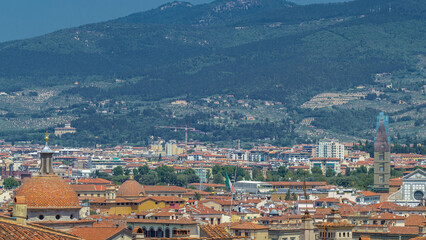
[55,215,61,220]
[379,154,384,160]
[70,214,74,219]
[414,191,424,200]
[39,215,44,220]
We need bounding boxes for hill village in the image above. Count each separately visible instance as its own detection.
[0,113,424,240]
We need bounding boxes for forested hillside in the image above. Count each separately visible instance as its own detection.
[0,0,424,146]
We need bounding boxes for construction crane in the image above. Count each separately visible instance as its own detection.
[154,125,204,155]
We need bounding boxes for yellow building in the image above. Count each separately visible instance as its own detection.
[54,123,76,137]
[230,222,269,240]
[90,174,185,215]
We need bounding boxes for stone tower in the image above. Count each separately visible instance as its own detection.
[373,112,391,193]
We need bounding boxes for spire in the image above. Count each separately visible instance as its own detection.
[374,113,390,152]
[40,131,54,175]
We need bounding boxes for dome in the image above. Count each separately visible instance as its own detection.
[116,179,145,198]
[15,175,80,209]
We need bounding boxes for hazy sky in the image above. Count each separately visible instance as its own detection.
[0,0,212,43]
[0,0,348,43]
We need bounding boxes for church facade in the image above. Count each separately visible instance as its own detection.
[388,169,426,207]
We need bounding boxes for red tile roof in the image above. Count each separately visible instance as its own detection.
[15,175,80,209]
[0,219,81,239]
[70,226,130,240]
[230,222,269,230]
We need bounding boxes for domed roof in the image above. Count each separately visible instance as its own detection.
[116,179,145,198]
[15,175,80,209]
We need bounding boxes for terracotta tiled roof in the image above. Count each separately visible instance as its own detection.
[117,179,145,197]
[71,184,106,191]
[230,222,269,230]
[370,202,400,210]
[15,175,80,209]
[144,185,187,193]
[369,212,405,220]
[404,214,425,227]
[360,191,380,197]
[0,219,81,239]
[70,226,131,240]
[388,226,419,235]
[186,205,225,215]
[77,178,112,185]
[200,225,232,239]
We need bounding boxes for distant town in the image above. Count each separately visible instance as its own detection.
[0,112,424,239]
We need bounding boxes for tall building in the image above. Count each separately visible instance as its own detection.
[373,112,391,193]
[317,139,345,160]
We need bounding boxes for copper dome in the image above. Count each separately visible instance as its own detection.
[15,175,80,209]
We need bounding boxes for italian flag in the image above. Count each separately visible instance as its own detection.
[226,172,235,194]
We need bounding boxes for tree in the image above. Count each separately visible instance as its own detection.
[285,189,291,201]
[97,171,111,180]
[183,168,196,175]
[155,165,177,185]
[194,192,201,201]
[138,165,150,175]
[176,174,189,187]
[291,193,298,201]
[205,186,214,192]
[345,167,351,176]
[326,168,335,177]
[278,166,288,177]
[113,166,124,176]
[252,168,264,181]
[213,174,224,184]
[139,172,159,185]
[3,177,19,189]
[311,166,322,175]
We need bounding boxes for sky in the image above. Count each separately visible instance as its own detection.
[0,0,348,43]
[0,0,212,43]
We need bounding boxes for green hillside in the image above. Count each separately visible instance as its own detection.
[0,0,424,146]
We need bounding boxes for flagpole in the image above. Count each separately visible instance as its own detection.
[228,190,233,232]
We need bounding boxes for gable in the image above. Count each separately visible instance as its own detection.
[403,169,426,181]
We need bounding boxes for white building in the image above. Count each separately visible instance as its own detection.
[317,139,345,160]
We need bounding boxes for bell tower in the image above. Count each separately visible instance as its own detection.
[373,113,390,193]
[40,132,54,175]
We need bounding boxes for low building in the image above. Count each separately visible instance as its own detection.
[234,181,273,194]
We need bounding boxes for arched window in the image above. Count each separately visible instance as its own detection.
[149,227,155,238]
[156,228,163,238]
[165,228,170,238]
